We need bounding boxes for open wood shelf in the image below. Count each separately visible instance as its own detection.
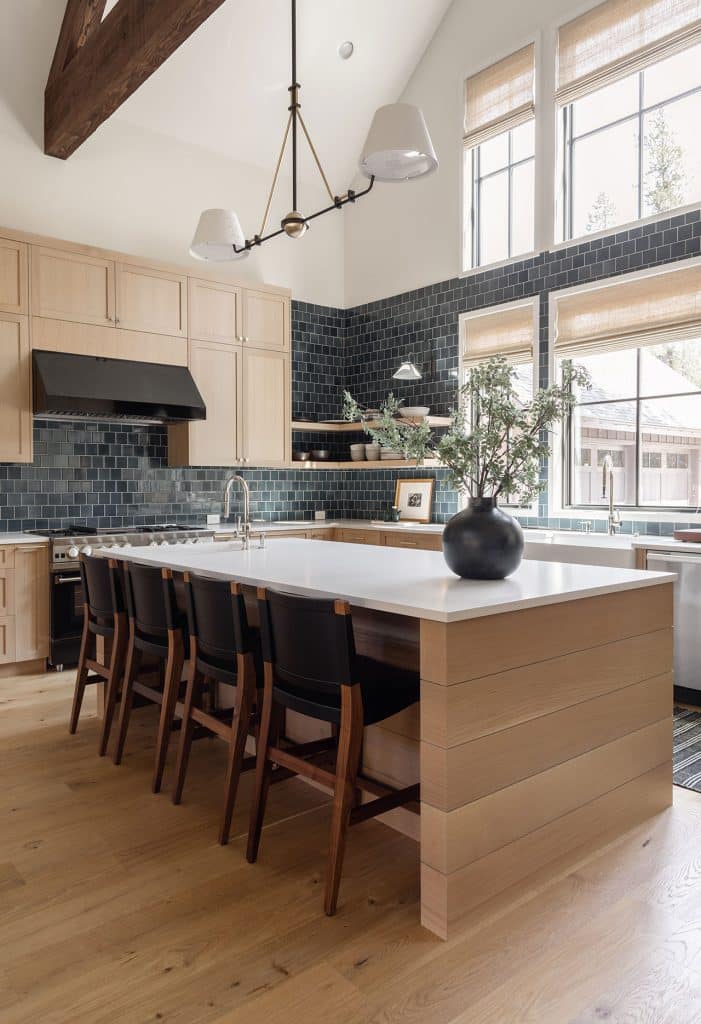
[287,458,442,470]
[291,417,451,433]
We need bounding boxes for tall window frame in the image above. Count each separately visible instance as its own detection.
[549,258,701,518]
[560,46,701,240]
[556,0,701,244]
[459,296,540,509]
[462,42,537,272]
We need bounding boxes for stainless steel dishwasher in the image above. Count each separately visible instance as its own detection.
[646,549,701,694]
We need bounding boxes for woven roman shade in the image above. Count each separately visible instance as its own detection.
[557,0,701,104]
[464,43,536,148]
[462,297,538,365]
[553,263,701,356]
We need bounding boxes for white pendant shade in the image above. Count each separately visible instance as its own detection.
[360,103,438,182]
[393,358,422,381]
[189,208,249,261]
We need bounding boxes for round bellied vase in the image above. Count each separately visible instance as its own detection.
[442,497,524,580]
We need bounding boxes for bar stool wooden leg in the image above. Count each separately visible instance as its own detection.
[324,685,364,917]
[98,618,127,757]
[152,631,185,794]
[68,617,91,735]
[172,661,203,806]
[219,654,256,846]
[246,668,283,863]
[113,637,140,766]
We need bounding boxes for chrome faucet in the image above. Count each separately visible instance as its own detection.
[601,454,622,536]
[223,474,251,548]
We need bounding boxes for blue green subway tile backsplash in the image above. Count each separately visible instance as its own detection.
[1,207,700,533]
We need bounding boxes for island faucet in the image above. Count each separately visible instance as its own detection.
[601,454,622,536]
[223,474,251,548]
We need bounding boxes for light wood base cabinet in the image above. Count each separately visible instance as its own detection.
[14,545,49,662]
[0,544,49,667]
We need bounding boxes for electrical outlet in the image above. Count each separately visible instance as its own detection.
[207,513,221,525]
[314,510,326,520]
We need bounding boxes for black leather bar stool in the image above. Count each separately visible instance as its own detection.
[113,562,187,793]
[69,553,127,757]
[247,587,421,916]
[172,574,262,844]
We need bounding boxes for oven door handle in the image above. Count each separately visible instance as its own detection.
[53,575,82,585]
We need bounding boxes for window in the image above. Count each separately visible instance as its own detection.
[562,44,701,238]
[460,297,539,506]
[552,262,701,511]
[463,44,536,269]
[556,0,701,240]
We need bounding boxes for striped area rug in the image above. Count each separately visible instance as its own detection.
[674,706,701,792]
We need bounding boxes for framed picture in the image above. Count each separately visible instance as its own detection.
[394,478,435,523]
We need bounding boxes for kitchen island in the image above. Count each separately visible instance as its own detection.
[107,539,675,939]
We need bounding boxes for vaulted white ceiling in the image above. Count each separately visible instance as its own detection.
[101,0,453,188]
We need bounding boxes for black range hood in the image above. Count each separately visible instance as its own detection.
[32,350,206,424]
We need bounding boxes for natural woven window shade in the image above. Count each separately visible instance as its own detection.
[557,0,701,103]
[553,264,701,355]
[462,298,537,364]
[464,43,535,148]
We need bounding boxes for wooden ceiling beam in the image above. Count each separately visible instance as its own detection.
[45,0,229,160]
[47,0,107,87]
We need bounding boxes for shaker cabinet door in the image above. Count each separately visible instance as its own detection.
[242,290,288,351]
[31,246,115,326]
[241,347,290,466]
[115,263,187,337]
[0,313,32,463]
[185,340,241,467]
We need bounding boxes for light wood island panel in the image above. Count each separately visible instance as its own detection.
[417,583,674,938]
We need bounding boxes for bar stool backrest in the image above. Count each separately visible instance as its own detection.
[258,588,355,697]
[183,575,254,662]
[124,561,178,643]
[80,553,124,622]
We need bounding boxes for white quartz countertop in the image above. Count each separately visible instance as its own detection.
[0,533,49,546]
[105,538,673,623]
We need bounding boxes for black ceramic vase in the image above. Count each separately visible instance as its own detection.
[442,497,524,580]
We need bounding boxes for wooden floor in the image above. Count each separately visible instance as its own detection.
[2,672,701,1024]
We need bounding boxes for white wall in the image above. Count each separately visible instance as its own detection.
[343,0,599,308]
[0,1,345,308]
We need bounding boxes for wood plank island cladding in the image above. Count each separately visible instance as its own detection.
[103,539,675,939]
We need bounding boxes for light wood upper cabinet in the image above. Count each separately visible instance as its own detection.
[115,263,187,337]
[189,279,241,345]
[31,246,115,326]
[14,545,49,662]
[0,313,32,464]
[0,238,28,314]
[169,340,241,467]
[242,347,290,466]
[242,289,288,351]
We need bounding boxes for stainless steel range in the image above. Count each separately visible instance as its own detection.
[27,523,215,670]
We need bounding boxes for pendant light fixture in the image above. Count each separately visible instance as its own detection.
[393,356,423,381]
[189,0,438,261]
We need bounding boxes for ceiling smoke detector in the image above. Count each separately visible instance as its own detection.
[338,40,354,60]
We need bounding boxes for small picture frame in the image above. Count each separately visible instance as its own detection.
[394,478,435,523]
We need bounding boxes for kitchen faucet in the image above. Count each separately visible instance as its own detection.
[601,454,622,536]
[223,474,251,548]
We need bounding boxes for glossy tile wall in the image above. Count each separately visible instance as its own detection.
[1,208,700,532]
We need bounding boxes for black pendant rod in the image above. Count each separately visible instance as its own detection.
[290,0,298,211]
